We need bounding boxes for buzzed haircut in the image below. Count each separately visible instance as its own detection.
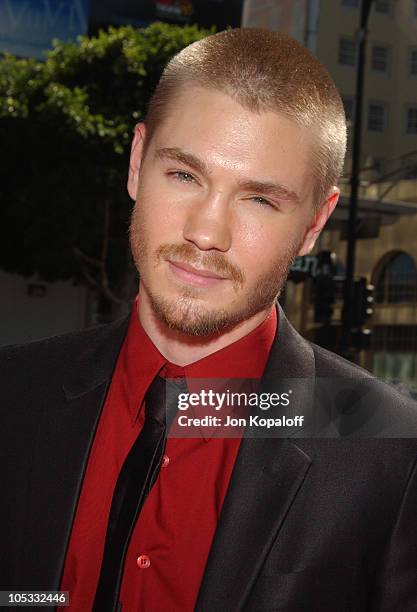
[144,28,347,208]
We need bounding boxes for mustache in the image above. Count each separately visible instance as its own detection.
[155,243,245,287]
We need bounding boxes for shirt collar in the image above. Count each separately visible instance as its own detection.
[121,297,277,424]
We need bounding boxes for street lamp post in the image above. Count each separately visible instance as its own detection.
[340,0,375,358]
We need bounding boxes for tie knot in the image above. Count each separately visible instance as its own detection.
[144,375,188,428]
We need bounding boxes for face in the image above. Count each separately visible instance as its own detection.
[128,87,338,337]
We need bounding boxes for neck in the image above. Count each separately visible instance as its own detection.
[137,284,274,366]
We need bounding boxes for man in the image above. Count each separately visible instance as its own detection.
[1,28,417,612]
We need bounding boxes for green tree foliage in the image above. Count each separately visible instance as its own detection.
[0,23,211,303]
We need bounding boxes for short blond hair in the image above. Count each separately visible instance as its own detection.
[144,28,347,208]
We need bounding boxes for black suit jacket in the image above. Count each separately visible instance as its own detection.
[1,306,417,611]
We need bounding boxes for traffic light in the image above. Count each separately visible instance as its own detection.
[351,328,372,351]
[352,278,374,327]
[314,275,337,323]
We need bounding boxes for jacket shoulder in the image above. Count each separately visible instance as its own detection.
[308,341,417,437]
[310,341,373,378]
[0,316,128,360]
[0,316,130,402]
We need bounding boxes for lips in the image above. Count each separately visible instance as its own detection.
[167,259,229,288]
[168,259,227,280]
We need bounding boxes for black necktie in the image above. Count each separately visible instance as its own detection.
[92,375,186,612]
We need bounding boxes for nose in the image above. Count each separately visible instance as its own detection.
[182,193,232,252]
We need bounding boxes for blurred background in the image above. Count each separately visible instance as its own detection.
[1,0,417,394]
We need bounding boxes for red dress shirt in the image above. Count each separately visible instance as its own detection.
[60,300,277,611]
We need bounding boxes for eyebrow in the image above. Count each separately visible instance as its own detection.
[155,147,208,176]
[155,146,301,205]
[237,179,301,206]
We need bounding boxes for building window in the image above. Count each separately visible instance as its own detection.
[375,252,417,303]
[371,44,389,72]
[338,38,356,66]
[410,48,417,76]
[368,103,386,132]
[374,0,390,13]
[342,96,354,122]
[406,106,417,134]
[341,0,359,6]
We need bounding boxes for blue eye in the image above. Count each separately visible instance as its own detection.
[171,171,195,183]
[251,196,273,207]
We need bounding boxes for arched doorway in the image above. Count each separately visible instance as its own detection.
[374,251,417,303]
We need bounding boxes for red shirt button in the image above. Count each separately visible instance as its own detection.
[137,554,151,569]
[161,455,170,468]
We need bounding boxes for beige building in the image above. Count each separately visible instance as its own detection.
[245,0,417,388]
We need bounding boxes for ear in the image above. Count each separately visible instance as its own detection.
[297,187,340,256]
[127,122,147,201]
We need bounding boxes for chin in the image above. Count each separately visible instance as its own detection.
[149,293,235,336]
[148,287,274,338]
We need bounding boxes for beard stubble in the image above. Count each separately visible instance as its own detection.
[129,204,302,337]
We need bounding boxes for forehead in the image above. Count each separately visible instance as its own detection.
[148,86,314,199]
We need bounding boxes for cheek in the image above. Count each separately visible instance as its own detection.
[134,188,183,244]
[237,216,301,255]
[237,215,274,250]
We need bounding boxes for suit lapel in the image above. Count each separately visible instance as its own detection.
[196,305,315,610]
[17,316,130,591]
[195,438,312,611]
